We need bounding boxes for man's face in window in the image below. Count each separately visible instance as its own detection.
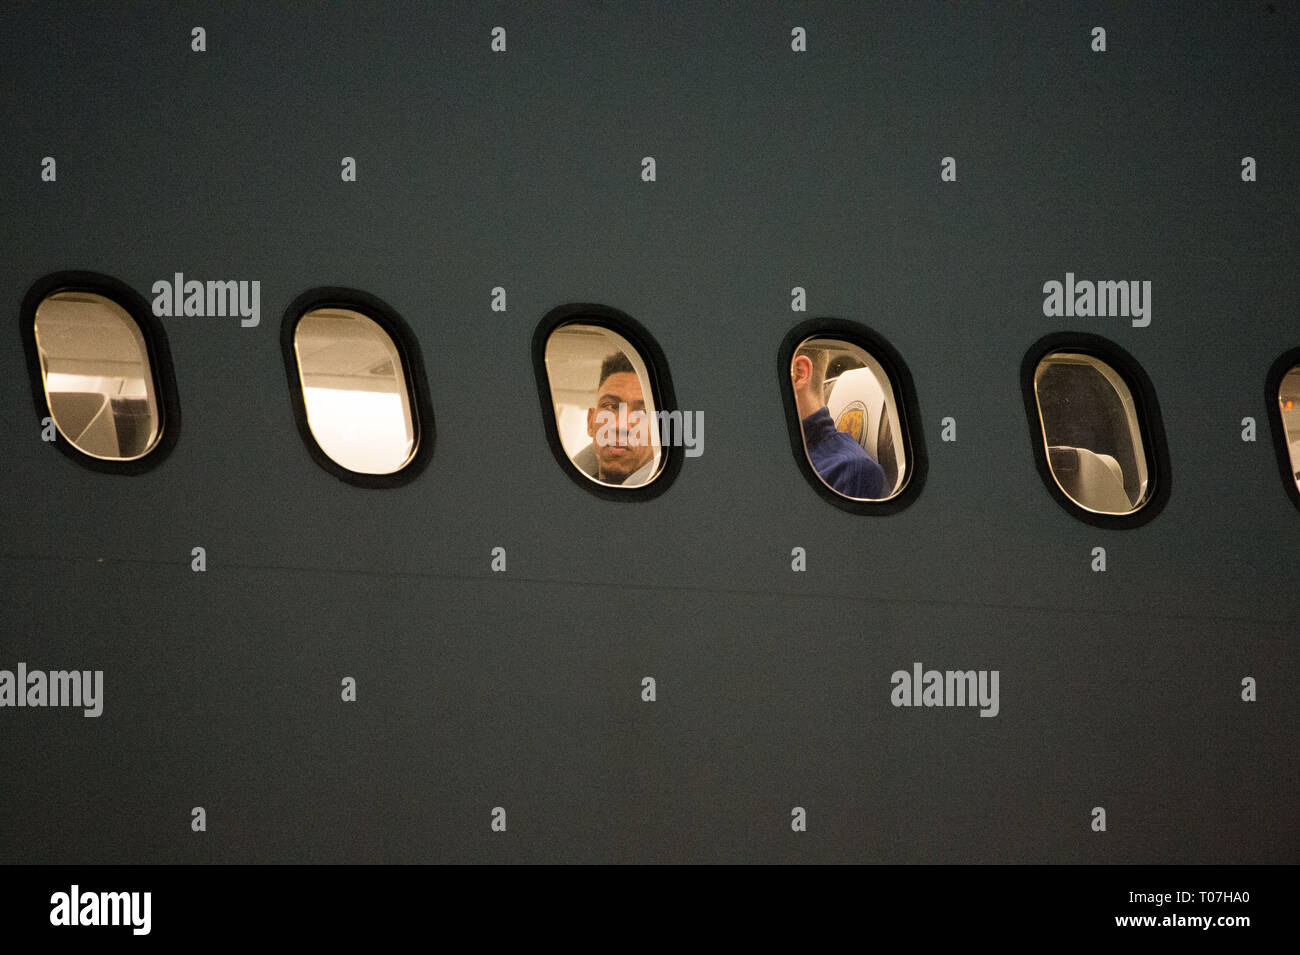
[586,370,654,483]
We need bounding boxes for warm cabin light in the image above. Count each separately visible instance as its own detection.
[33,291,162,460]
[293,308,417,475]
[300,387,413,474]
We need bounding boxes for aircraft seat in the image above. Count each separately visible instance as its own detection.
[826,367,903,493]
[1047,445,1133,513]
[48,391,120,457]
[1040,446,1133,514]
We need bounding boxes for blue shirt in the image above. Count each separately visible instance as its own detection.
[801,406,886,498]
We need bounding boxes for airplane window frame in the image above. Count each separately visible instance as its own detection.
[20,271,181,475]
[532,303,683,502]
[777,318,927,515]
[1021,332,1171,528]
[1265,346,1300,515]
[280,287,434,489]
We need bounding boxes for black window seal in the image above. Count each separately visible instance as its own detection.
[20,270,181,475]
[1020,332,1171,529]
[1265,346,1300,515]
[532,303,683,502]
[777,317,927,515]
[280,287,434,489]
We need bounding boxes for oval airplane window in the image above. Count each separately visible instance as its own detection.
[542,323,665,489]
[1273,359,1300,501]
[291,307,418,475]
[32,290,163,461]
[789,336,911,502]
[1032,352,1152,516]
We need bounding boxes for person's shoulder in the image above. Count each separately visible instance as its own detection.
[572,442,598,477]
[837,440,884,495]
[856,452,885,495]
[831,431,874,464]
[626,458,656,486]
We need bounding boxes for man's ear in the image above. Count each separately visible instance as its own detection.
[586,407,597,437]
[792,354,812,388]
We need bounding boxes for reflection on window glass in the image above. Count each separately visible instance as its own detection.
[543,324,663,487]
[791,336,909,501]
[293,308,416,475]
[33,291,162,460]
[1033,352,1151,515]
[1279,365,1300,490]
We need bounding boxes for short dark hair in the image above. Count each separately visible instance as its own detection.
[597,350,635,389]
